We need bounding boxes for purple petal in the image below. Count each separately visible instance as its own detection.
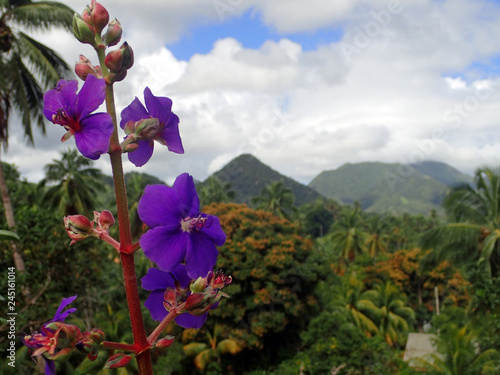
[172,173,200,217]
[144,87,172,121]
[171,264,192,289]
[120,97,149,128]
[175,312,208,329]
[185,233,219,279]
[138,185,183,227]
[74,113,113,160]
[45,359,56,375]
[43,80,78,121]
[202,215,226,246]
[140,226,187,272]
[141,268,175,291]
[128,140,154,167]
[144,290,168,321]
[159,113,184,154]
[52,295,77,322]
[77,75,106,118]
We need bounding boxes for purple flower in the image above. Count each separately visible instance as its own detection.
[141,265,209,328]
[43,75,113,160]
[138,173,225,278]
[22,296,77,375]
[120,87,183,167]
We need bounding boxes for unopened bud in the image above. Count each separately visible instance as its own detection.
[104,49,123,73]
[72,13,96,47]
[105,353,133,369]
[136,118,160,139]
[75,55,102,80]
[190,276,208,293]
[123,142,139,153]
[120,42,134,70]
[95,210,115,231]
[155,335,175,349]
[90,0,109,33]
[64,215,92,244]
[90,328,105,343]
[46,347,73,362]
[107,67,127,83]
[102,19,122,47]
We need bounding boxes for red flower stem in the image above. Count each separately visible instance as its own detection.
[99,50,153,374]
[101,341,137,352]
[94,231,120,252]
[147,308,179,345]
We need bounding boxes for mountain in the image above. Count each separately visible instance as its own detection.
[208,154,324,206]
[308,161,473,215]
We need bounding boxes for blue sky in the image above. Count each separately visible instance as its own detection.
[167,10,344,61]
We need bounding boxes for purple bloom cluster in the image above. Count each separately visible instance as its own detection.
[139,173,225,279]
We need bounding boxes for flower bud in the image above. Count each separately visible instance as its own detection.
[154,335,175,349]
[120,42,134,70]
[123,142,139,153]
[102,18,122,47]
[90,328,105,343]
[90,0,109,33]
[107,67,127,83]
[105,353,133,369]
[190,276,209,293]
[72,13,96,47]
[136,118,160,139]
[163,288,177,311]
[75,55,103,81]
[64,215,93,244]
[95,210,115,231]
[104,49,123,73]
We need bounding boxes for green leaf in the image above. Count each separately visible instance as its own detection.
[0,229,19,241]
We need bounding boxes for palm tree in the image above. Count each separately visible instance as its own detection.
[39,149,105,216]
[364,282,415,347]
[329,205,369,264]
[423,166,500,277]
[419,323,499,375]
[198,176,235,207]
[364,214,389,259]
[251,181,296,220]
[0,0,73,279]
[183,325,242,372]
[331,278,380,337]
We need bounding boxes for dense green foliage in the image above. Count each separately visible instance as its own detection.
[1,157,500,375]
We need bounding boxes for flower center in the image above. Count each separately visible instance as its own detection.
[52,109,81,133]
[180,214,211,233]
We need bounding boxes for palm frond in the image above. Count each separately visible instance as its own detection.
[10,1,74,31]
[16,31,72,85]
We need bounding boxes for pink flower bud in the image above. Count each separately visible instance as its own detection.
[64,215,93,244]
[75,55,102,80]
[154,335,175,349]
[105,353,133,369]
[90,0,109,33]
[95,210,115,231]
[123,142,139,152]
[136,118,160,139]
[104,49,123,73]
[102,19,122,47]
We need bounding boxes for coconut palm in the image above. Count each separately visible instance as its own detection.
[364,282,415,347]
[331,278,380,337]
[183,325,242,372]
[364,214,389,259]
[423,166,500,277]
[329,205,369,264]
[0,0,73,278]
[251,180,296,220]
[419,323,499,375]
[39,149,105,216]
